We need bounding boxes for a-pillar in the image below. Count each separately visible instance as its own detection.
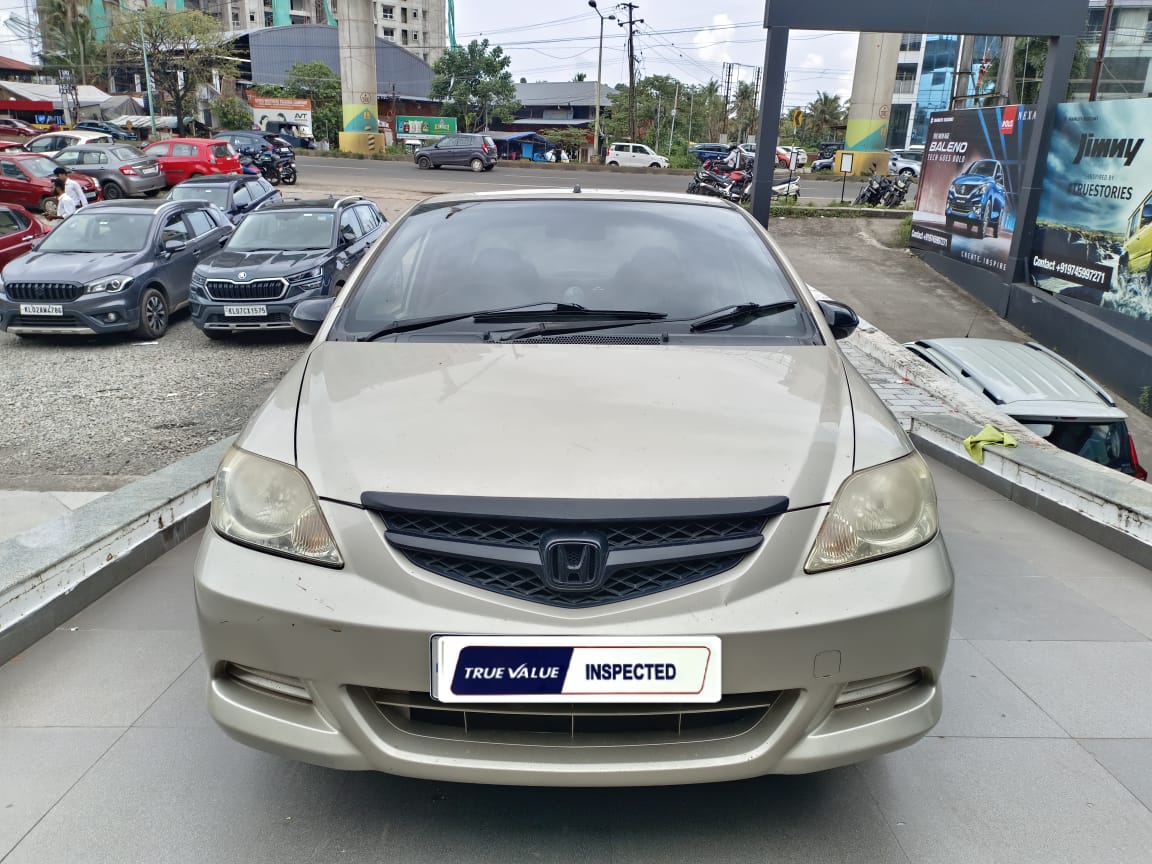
[337,0,382,155]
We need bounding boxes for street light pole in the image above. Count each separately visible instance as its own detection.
[138,12,157,138]
[588,1,614,163]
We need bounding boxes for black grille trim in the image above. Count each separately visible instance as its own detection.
[205,278,287,301]
[362,493,789,521]
[5,281,84,301]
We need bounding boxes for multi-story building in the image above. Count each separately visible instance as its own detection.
[877,1,1152,150]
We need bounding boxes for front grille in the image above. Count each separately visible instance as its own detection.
[370,498,781,608]
[5,281,84,301]
[369,688,781,744]
[403,550,746,608]
[205,278,286,301]
[384,512,766,550]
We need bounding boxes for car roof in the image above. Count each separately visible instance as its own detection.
[906,338,1127,420]
[179,172,262,184]
[58,142,136,150]
[79,199,196,215]
[411,187,735,211]
[262,195,367,211]
[2,151,50,159]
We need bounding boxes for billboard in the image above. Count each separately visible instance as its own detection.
[1030,98,1152,321]
[396,116,457,136]
[249,96,312,131]
[910,104,1037,276]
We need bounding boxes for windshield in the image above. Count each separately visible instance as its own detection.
[38,212,152,253]
[111,146,145,161]
[169,185,230,209]
[337,199,809,341]
[227,210,335,251]
[21,156,59,178]
[967,160,998,177]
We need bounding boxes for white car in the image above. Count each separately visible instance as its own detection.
[605,142,668,168]
[24,130,112,158]
[778,145,808,167]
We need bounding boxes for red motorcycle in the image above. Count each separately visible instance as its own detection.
[686,157,754,202]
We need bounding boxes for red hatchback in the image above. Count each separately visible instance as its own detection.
[0,203,45,269]
[0,152,100,213]
[143,138,241,186]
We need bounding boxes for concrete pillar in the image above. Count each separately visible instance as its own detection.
[337,0,382,155]
[846,32,902,151]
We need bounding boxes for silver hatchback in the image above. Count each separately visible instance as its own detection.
[52,143,166,199]
[195,189,954,786]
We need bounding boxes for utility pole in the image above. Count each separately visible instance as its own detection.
[1089,0,1115,101]
[720,61,734,141]
[667,81,679,153]
[391,83,398,145]
[618,3,641,142]
[589,1,615,162]
[138,12,157,139]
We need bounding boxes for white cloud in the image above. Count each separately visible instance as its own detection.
[693,14,735,66]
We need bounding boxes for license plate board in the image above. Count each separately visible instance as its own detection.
[19,303,63,316]
[431,635,721,703]
[223,305,268,317]
[142,166,158,175]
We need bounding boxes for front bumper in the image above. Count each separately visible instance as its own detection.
[0,293,137,334]
[190,285,324,332]
[195,500,954,785]
[945,193,985,221]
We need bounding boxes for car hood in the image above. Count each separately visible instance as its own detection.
[292,342,859,510]
[951,173,995,188]
[198,248,330,277]
[3,250,142,281]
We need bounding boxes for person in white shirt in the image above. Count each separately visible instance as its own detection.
[53,166,86,210]
[51,178,77,221]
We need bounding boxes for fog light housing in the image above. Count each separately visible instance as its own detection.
[835,669,922,707]
[225,662,310,701]
[105,313,119,322]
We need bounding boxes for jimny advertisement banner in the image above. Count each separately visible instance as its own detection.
[910,104,1037,275]
[1030,98,1152,321]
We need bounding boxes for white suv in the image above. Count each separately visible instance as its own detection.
[605,142,668,168]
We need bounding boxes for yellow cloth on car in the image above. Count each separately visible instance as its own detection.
[963,425,1019,465]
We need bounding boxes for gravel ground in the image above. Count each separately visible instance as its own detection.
[0,182,428,491]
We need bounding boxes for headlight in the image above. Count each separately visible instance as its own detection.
[288,266,324,282]
[190,271,206,291]
[210,447,343,567]
[86,274,133,294]
[805,452,938,573]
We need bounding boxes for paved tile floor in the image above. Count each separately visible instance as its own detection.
[1,460,1150,864]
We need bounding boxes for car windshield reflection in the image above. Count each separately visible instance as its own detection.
[38,213,153,253]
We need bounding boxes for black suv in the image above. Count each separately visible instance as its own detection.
[414,133,497,172]
[189,195,388,338]
[0,200,233,339]
[217,130,295,159]
[167,173,283,223]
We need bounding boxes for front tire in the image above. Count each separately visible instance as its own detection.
[649,162,661,168]
[470,158,484,172]
[40,196,57,217]
[101,181,125,200]
[979,204,990,239]
[135,287,169,339]
[417,156,431,170]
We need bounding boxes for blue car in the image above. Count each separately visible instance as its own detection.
[945,159,1007,239]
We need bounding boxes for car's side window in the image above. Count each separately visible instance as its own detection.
[172,143,198,157]
[354,204,380,232]
[185,209,215,237]
[256,178,274,196]
[0,161,23,179]
[54,150,80,165]
[160,213,191,245]
[339,209,364,242]
[233,184,253,207]
[145,142,169,157]
[82,151,108,165]
[0,209,21,235]
[28,137,54,152]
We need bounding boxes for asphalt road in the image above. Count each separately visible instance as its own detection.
[3,461,1151,863]
[296,155,856,204]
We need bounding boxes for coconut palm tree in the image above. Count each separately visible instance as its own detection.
[805,91,848,142]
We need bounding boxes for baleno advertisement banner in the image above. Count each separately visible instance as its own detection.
[910,104,1037,276]
[1029,98,1152,321]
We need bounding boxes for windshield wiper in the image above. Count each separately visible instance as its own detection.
[357,302,660,342]
[689,301,799,333]
[496,318,668,342]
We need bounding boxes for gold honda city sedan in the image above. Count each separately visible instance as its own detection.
[194,188,954,786]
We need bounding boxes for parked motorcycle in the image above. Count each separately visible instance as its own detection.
[854,170,893,207]
[882,172,913,208]
[687,158,752,202]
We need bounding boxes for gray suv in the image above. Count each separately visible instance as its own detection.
[414,133,497,172]
[0,200,232,339]
[53,143,166,199]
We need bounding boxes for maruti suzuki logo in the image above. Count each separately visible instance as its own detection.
[541,536,606,593]
[1073,133,1144,166]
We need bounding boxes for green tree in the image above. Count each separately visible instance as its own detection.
[110,9,236,135]
[804,91,848,144]
[986,37,1090,104]
[538,127,589,157]
[5,0,105,87]
[212,96,254,131]
[429,39,519,132]
[253,61,343,147]
[731,80,758,143]
[572,72,587,82]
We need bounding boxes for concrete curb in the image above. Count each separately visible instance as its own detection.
[0,437,234,664]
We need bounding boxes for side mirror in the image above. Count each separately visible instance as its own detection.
[163,238,187,253]
[817,299,859,340]
[291,297,335,336]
